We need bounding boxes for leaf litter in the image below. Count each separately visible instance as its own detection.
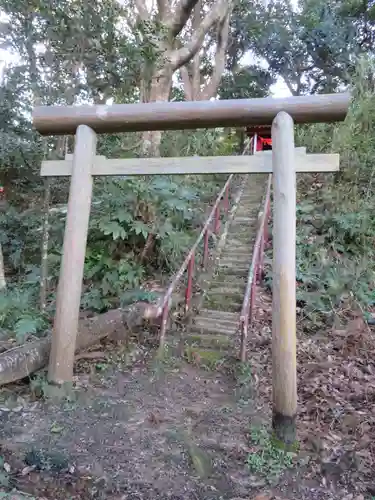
[249,284,375,499]
[0,285,374,499]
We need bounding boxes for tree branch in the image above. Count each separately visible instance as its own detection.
[169,0,200,37]
[180,65,193,100]
[157,0,168,20]
[199,8,230,100]
[170,0,230,71]
[282,75,299,96]
[191,0,202,100]
[135,0,150,21]
[122,9,137,31]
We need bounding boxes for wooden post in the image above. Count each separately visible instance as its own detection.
[253,133,257,155]
[40,178,51,312]
[271,111,297,445]
[0,243,6,290]
[48,125,97,384]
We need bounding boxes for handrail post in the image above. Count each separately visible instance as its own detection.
[214,205,220,234]
[202,229,209,269]
[258,233,265,283]
[224,183,229,213]
[159,303,169,349]
[271,112,297,445]
[185,253,195,312]
[240,320,248,362]
[264,200,270,249]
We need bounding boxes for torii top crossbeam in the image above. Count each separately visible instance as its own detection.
[33,93,350,136]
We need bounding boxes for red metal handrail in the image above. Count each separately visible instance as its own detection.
[239,174,272,362]
[158,174,234,347]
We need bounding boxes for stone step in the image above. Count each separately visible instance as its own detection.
[223,253,250,259]
[228,225,255,232]
[226,238,253,246]
[229,221,256,228]
[220,260,249,268]
[210,279,247,290]
[190,319,238,336]
[239,195,262,201]
[233,217,257,223]
[232,216,257,222]
[206,286,245,296]
[219,263,249,273]
[220,254,250,262]
[238,201,260,206]
[202,298,243,313]
[195,311,239,327]
[226,233,255,242]
[236,206,258,211]
[186,334,233,349]
[215,274,248,282]
[229,230,255,236]
[226,239,252,248]
[184,180,266,355]
[218,264,249,273]
[224,249,251,257]
[219,261,250,269]
[199,309,239,320]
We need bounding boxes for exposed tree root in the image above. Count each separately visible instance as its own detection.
[0,307,149,386]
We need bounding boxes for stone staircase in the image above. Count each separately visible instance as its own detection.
[186,174,267,361]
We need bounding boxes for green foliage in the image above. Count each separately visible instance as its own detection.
[120,289,159,306]
[86,174,205,293]
[24,448,69,472]
[0,287,48,342]
[235,0,371,95]
[218,65,274,99]
[3,0,373,347]
[292,60,375,328]
[247,426,295,482]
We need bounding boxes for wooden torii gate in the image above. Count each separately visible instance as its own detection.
[33,93,350,444]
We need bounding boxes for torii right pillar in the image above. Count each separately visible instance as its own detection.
[271,111,297,445]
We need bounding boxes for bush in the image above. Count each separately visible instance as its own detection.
[1,130,234,323]
[293,58,375,329]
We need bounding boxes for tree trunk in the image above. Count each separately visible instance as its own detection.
[0,291,185,386]
[142,71,173,157]
[0,310,124,386]
[180,1,231,102]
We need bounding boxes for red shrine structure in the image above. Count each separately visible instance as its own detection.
[246,125,272,152]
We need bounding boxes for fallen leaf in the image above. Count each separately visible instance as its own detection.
[22,465,36,475]
[50,423,64,433]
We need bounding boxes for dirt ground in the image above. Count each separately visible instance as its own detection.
[0,289,374,500]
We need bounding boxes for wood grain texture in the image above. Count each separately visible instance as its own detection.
[40,153,339,177]
[33,93,350,135]
[271,111,297,443]
[255,146,306,155]
[48,125,97,384]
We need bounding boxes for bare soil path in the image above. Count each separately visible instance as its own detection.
[1,313,373,500]
[0,344,262,500]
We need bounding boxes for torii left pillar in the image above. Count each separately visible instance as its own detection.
[48,125,97,384]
